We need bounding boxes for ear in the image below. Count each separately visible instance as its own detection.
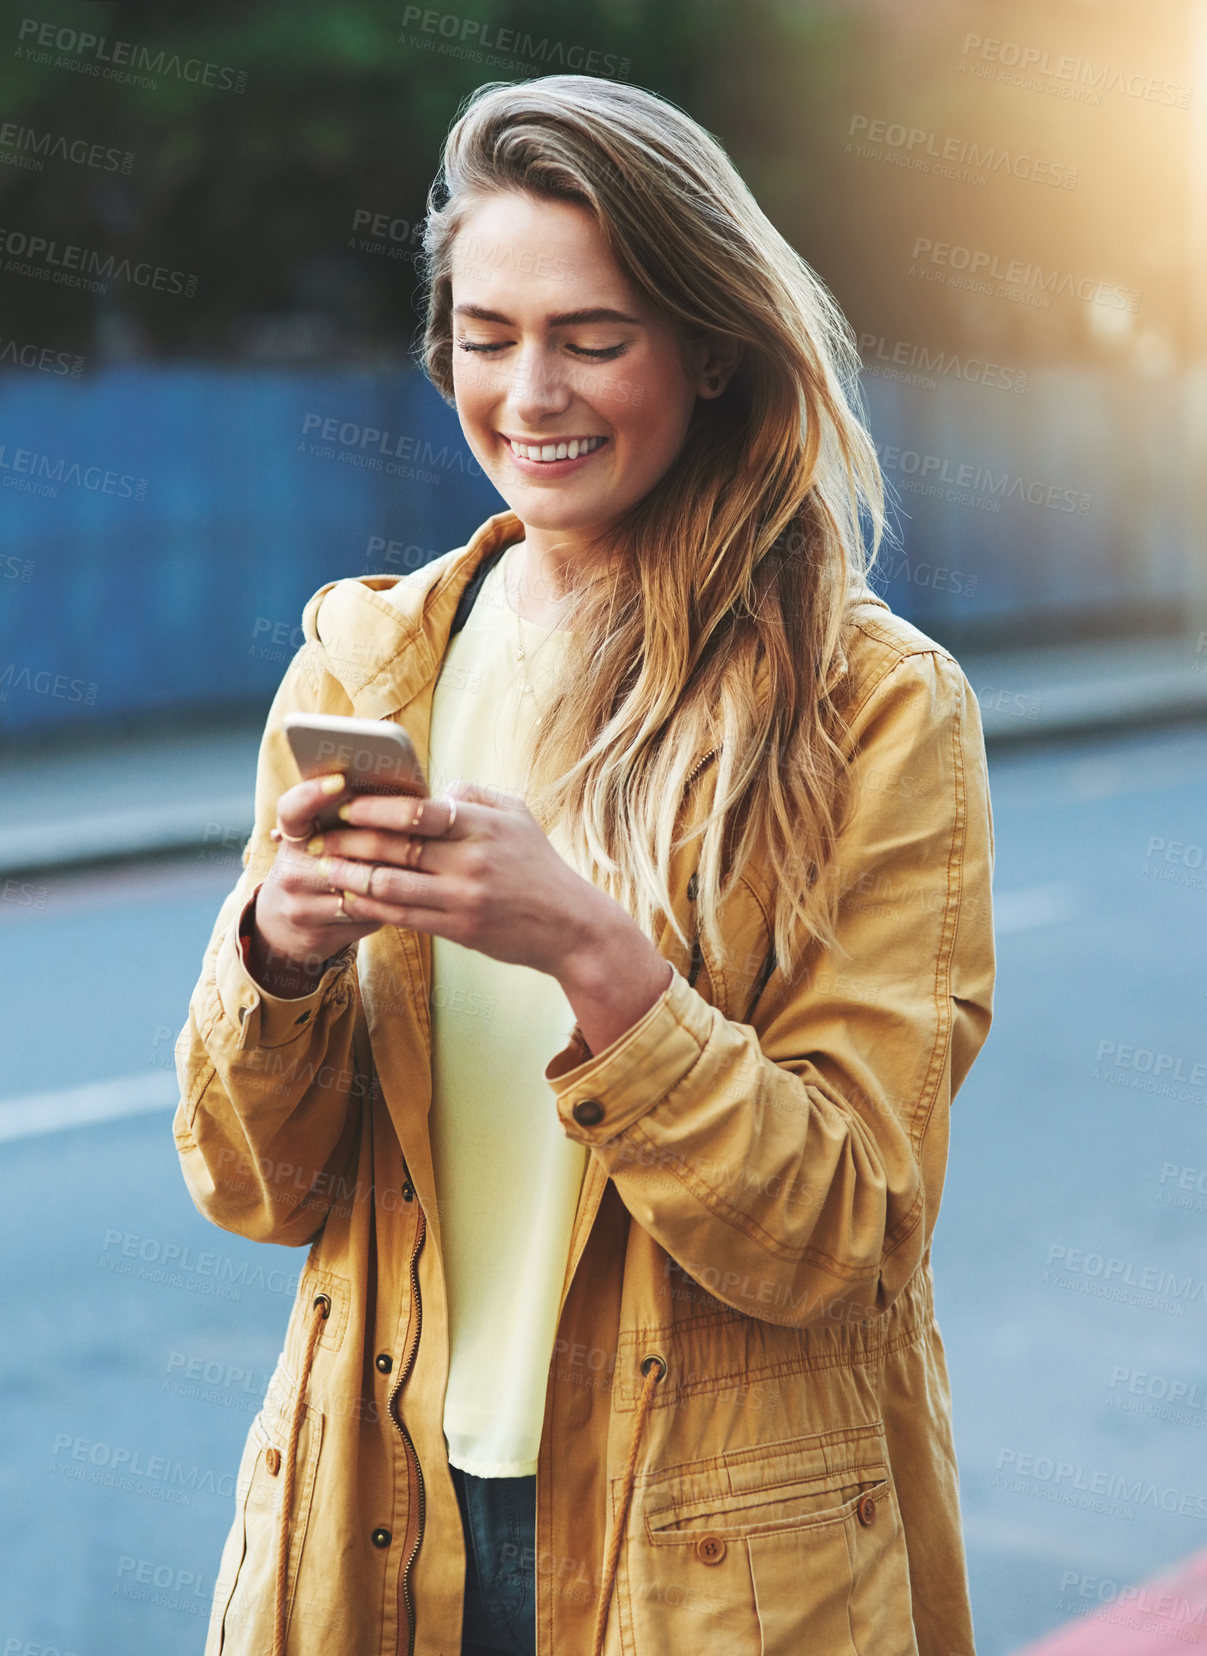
[693,333,744,399]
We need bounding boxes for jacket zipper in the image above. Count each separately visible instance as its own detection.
[683,747,716,989]
[389,1203,427,1656]
[683,745,717,793]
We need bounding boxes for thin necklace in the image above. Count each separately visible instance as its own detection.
[505,542,565,726]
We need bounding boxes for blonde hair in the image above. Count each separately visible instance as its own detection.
[418,75,888,989]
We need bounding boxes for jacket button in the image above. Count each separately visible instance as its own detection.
[572,1098,604,1127]
[686,872,699,901]
[371,1527,392,1548]
[695,1534,725,1565]
[375,1352,393,1374]
[264,1447,281,1476]
[857,1494,877,1527]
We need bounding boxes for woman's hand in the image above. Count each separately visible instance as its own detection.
[249,773,385,991]
[253,772,674,1051]
[301,778,602,978]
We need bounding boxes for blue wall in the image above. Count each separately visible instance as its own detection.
[0,366,504,736]
[0,363,1192,736]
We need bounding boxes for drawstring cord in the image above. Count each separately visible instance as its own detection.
[590,1353,666,1656]
[273,1292,330,1656]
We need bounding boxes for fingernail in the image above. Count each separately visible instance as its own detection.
[306,835,325,855]
[337,803,355,822]
[319,774,346,795]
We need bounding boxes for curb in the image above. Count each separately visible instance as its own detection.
[4,663,1206,882]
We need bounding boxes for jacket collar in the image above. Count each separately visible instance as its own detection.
[300,507,526,721]
[300,506,864,724]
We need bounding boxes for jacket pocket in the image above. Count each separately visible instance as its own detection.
[206,1399,325,1654]
[625,1422,918,1656]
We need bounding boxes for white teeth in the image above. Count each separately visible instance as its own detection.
[509,436,603,462]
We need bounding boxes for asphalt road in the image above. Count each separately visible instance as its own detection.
[2,720,1205,1654]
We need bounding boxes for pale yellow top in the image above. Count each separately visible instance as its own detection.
[427,542,588,1477]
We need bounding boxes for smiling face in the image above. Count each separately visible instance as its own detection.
[449,191,726,566]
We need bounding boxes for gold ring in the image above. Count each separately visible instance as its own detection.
[412,799,425,828]
[271,822,313,845]
[334,892,353,922]
[366,863,382,900]
[405,838,424,872]
[446,795,457,832]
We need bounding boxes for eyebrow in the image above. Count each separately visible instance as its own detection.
[452,304,644,327]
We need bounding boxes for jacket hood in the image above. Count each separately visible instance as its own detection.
[299,508,524,722]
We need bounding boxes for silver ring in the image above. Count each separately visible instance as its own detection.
[366,863,383,900]
[334,892,353,922]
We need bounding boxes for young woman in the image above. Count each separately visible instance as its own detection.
[176,74,995,1656]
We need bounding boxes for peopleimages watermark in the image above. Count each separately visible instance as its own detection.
[1056,1570,1207,1632]
[1142,835,1207,894]
[0,443,147,500]
[1108,1365,1207,1431]
[98,1229,302,1302]
[299,412,482,483]
[859,331,1027,394]
[872,549,979,598]
[959,33,1193,110]
[398,7,630,79]
[0,226,197,298]
[1155,1162,1207,1214]
[1043,1242,1207,1315]
[993,1447,1207,1521]
[847,115,1077,190]
[15,17,248,93]
[0,665,97,705]
[0,120,132,176]
[50,1433,235,1503]
[908,236,1140,313]
[348,207,424,266]
[1092,1037,1207,1105]
[0,334,83,376]
[113,1555,207,1615]
[875,441,1091,516]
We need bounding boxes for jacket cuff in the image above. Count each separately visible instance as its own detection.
[215,890,356,1051]
[545,962,715,1141]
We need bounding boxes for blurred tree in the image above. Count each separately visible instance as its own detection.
[0,0,1190,366]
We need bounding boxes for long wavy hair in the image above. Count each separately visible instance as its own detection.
[416,75,889,987]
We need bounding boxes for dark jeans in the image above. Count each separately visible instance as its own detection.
[450,1461,538,1656]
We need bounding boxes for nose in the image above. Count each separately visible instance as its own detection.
[505,342,573,425]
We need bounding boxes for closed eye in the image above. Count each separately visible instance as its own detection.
[455,339,628,361]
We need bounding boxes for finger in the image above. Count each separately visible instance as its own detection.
[336,791,469,838]
[332,882,442,931]
[274,773,349,839]
[317,855,445,910]
[300,827,448,872]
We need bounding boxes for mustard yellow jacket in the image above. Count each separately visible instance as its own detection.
[174,506,996,1656]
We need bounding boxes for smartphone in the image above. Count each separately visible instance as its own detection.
[283,712,428,829]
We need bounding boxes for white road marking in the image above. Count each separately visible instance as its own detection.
[0,1071,180,1143]
[993,882,1078,934]
[0,885,1075,1139]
